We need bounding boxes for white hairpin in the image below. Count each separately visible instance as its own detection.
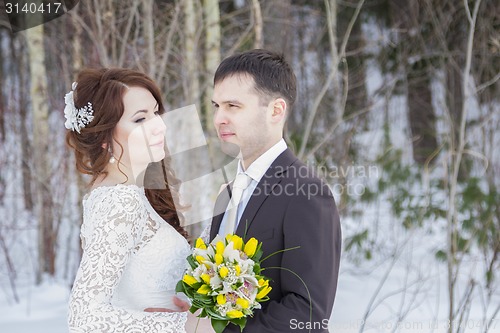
[64,82,94,133]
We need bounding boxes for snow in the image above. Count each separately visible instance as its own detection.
[0,281,69,333]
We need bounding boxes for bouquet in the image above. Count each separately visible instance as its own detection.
[175,234,272,333]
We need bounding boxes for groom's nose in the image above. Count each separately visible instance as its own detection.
[213,108,229,127]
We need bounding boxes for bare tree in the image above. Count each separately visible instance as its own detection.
[202,0,221,131]
[298,0,366,160]
[250,0,263,49]
[262,0,291,53]
[26,22,55,282]
[0,31,5,142]
[388,0,438,165]
[445,0,483,331]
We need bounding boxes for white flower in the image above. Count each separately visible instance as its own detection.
[64,91,77,130]
[223,242,241,262]
[63,82,94,133]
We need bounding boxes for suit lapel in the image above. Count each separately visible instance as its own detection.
[209,183,231,241]
[236,149,297,237]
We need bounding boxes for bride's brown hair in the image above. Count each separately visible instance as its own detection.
[66,68,188,239]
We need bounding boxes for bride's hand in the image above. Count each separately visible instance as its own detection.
[144,296,190,312]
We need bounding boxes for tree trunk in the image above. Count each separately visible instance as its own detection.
[183,0,200,107]
[262,0,291,53]
[0,31,5,142]
[11,35,35,212]
[202,0,221,132]
[142,0,156,78]
[251,0,263,49]
[407,61,437,164]
[344,16,368,121]
[182,0,203,239]
[26,23,55,283]
[445,3,466,150]
[446,63,464,149]
[388,0,437,165]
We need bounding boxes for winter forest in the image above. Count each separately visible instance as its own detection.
[0,0,499,332]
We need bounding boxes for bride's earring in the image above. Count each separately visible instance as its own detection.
[108,147,116,164]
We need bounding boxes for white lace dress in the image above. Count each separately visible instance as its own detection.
[68,184,191,332]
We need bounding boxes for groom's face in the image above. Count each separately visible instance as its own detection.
[212,74,275,168]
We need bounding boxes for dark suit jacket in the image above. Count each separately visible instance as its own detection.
[209,148,341,333]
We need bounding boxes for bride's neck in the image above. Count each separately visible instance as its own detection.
[95,162,147,188]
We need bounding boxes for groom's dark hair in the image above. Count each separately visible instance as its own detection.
[214,49,297,111]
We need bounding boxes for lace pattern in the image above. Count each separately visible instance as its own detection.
[199,223,211,244]
[68,184,190,332]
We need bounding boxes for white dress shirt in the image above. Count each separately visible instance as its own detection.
[218,139,288,235]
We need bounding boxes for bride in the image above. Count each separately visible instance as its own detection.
[66,68,213,332]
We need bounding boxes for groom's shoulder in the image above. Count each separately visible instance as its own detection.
[269,150,333,197]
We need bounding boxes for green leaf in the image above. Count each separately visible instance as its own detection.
[230,317,247,331]
[435,250,447,262]
[187,256,198,269]
[252,246,263,261]
[205,307,229,320]
[175,280,185,293]
[211,319,228,333]
[344,229,368,252]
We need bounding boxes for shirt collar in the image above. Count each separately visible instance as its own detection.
[237,139,287,182]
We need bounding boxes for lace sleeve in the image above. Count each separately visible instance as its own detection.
[68,187,186,333]
[199,223,212,244]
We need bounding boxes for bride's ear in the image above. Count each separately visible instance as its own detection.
[101,143,107,149]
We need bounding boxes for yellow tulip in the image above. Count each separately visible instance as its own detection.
[243,237,258,257]
[215,253,223,265]
[258,278,268,288]
[230,235,243,250]
[183,274,198,287]
[234,264,241,276]
[195,255,205,264]
[216,241,225,255]
[216,294,226,305]
[195,238,207,249]
[219,266,229,278]
[256,286,272,299]
[197,284,211,295]
[226,310,244,318]
[236,298,249,309]
[201,273,211,284]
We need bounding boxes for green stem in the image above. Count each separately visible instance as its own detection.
[262,266,313,333]
[260,246,300,263]
[194,316,200,333]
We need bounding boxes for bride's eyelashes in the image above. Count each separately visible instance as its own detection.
[134,109,161,123]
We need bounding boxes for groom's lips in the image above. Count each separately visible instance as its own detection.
[219,131,235,140]
[150,140,164,147]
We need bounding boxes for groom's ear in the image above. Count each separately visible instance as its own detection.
[270,98,286,124]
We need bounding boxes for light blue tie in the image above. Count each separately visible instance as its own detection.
[224,173,252,235]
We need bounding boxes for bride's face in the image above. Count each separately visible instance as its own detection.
[112,86,166,176]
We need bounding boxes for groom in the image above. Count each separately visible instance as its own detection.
[209,49,341,332]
